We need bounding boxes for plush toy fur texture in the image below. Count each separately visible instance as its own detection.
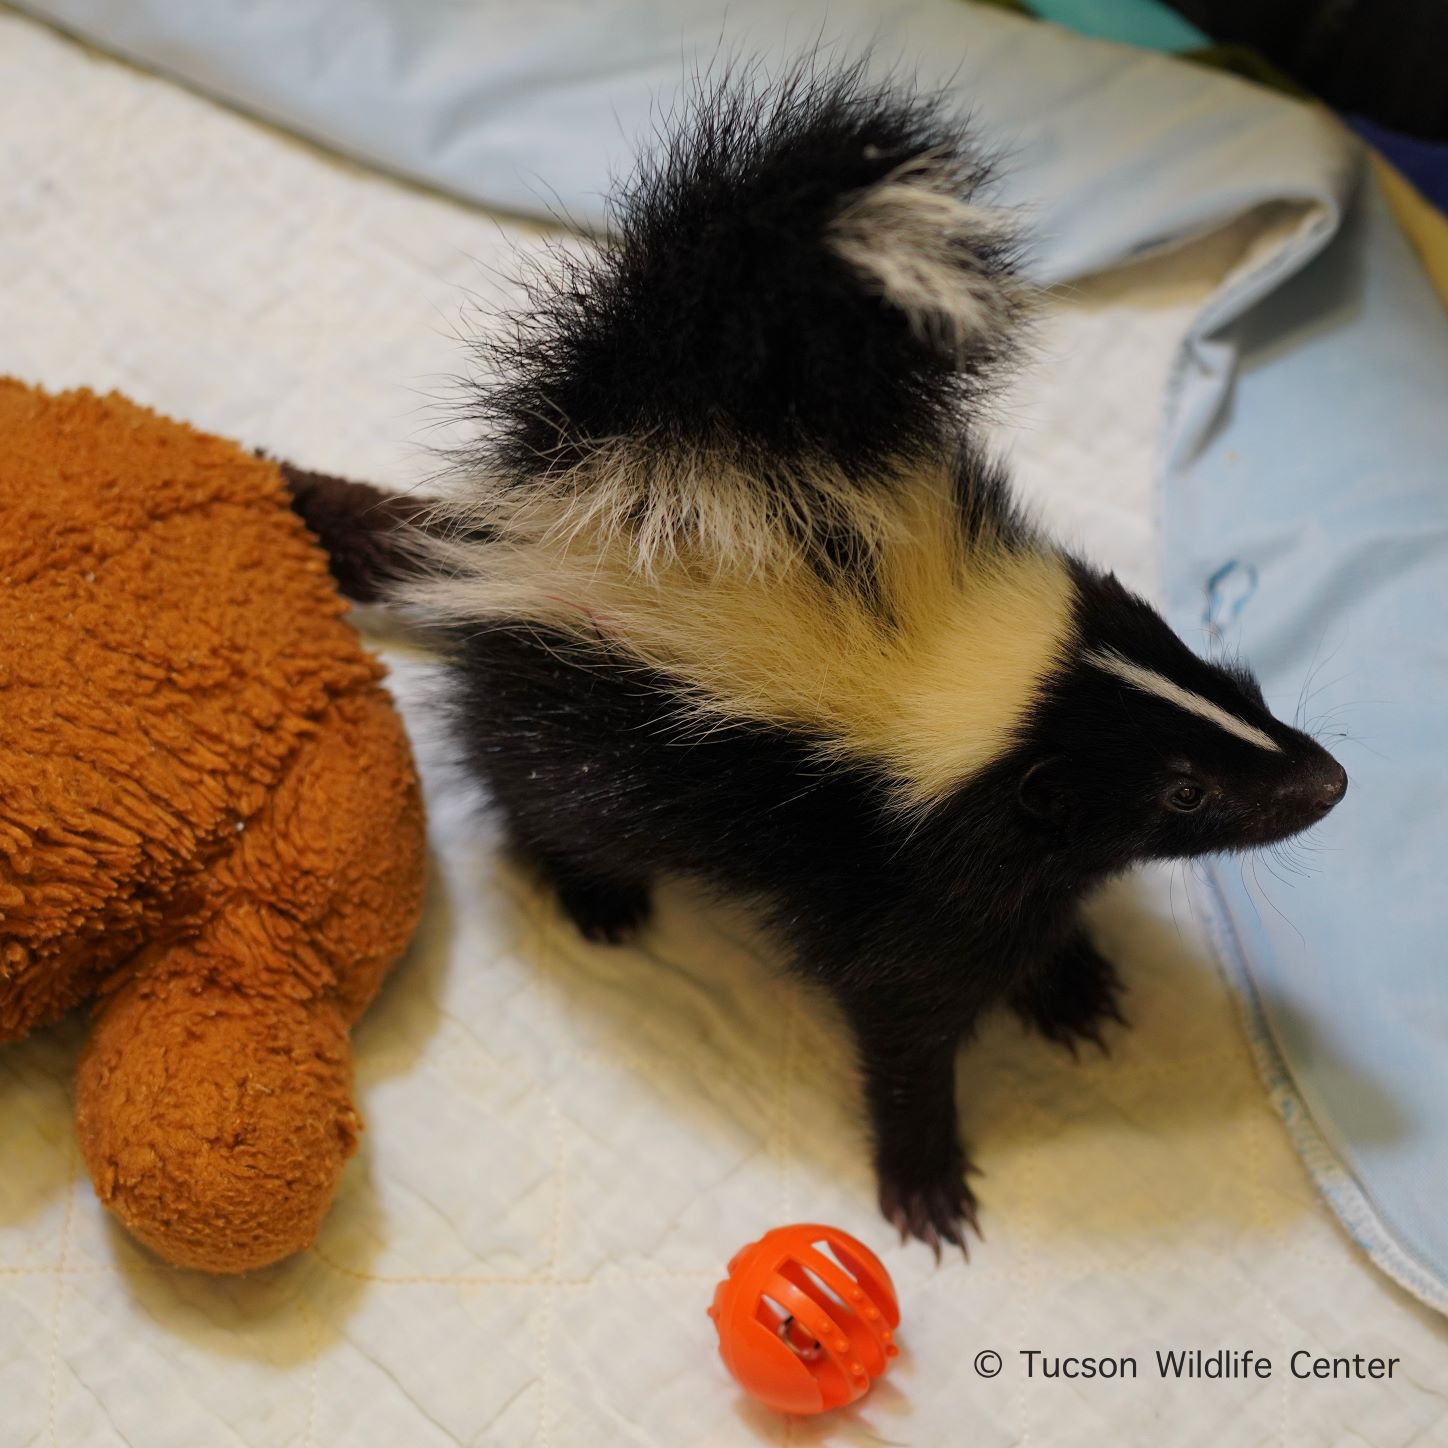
[0,381,426,1274]
[291,64,1347,1252]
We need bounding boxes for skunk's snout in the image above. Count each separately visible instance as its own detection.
[1276,756,1348,823]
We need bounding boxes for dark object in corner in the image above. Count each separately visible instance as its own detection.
[1165,0,1448,138]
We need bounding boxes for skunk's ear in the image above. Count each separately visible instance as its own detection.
[1018,758,1068,825]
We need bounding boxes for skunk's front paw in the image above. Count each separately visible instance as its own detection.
[530,849,652,945]
[557,875,653,945]
[877,1152,981,1259]
[1015,940,1127,1057]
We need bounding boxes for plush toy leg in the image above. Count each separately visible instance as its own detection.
[75,688,423,1274]
[74,913,360,1275]
[76,915,362,1268]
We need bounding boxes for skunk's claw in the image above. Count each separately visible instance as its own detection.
[878,1162,982,1260]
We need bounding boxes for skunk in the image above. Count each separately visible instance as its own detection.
[287,63,1347,1252]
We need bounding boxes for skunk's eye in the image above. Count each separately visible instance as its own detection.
[1167,782,1205,813]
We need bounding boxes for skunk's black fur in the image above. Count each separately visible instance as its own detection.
[291,63,1347,1254]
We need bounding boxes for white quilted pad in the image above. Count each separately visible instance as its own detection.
[1,13,1444,1446]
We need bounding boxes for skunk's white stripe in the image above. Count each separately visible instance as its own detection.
[1087,649,1281,753]
[410,455,1076,805]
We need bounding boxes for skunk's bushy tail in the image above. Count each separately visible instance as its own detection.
[479,60,1022,480]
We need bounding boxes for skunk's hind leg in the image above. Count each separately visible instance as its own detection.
[529,848,653,946]
[1011,930,1127,1056]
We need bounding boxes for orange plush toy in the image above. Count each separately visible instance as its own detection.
[0,381,427,1274]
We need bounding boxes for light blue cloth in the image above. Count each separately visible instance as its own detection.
[1163,174,1448,1313]
[17,0,1447,1313]
[16,0,1344,273]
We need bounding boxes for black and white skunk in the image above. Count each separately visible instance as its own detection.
[287,65,1347,1252]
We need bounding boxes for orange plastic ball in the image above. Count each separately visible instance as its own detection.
[707,1224,901,1415]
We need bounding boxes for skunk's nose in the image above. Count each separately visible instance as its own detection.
[1317,760,1349,813]
[1280,759,1347,820]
